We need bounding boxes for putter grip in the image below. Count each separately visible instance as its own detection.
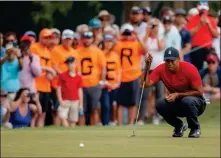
[143,61,150,82]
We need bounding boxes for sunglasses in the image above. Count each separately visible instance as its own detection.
[99,17,109,22]
[207,60,216,64]
[6,39,15,43]
[0,95,7,97]
[82,32,93,38]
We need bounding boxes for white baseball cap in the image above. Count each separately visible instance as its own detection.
[188,8,199,16]
[98,10,110,17]
[120,23,134,33]
[62,29,74,40]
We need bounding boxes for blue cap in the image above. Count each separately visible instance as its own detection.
[88,18,102,29]
[24,31,36,38]
[164,47,179,61]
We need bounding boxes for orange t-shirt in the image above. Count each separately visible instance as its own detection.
[114,39,144,82]
[77,46,106,88]
[104,51,121,86]
[30,43,52,92]
[51,45,78,89]
[186,15,218,47]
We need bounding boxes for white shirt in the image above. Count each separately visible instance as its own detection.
[212,27,220,60]
[127,21,147,41]
[164,25,181,50]
[145,37,164,70]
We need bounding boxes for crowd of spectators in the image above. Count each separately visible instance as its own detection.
[1,1,220,129]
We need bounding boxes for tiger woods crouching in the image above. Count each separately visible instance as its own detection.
[145,47,206,138]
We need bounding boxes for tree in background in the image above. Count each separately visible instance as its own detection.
[32,2,73,28]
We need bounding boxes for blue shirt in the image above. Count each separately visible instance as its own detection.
[0,47,6,59]
[9,104,31,128]
[1,59,20,92]
[179,28,191,48]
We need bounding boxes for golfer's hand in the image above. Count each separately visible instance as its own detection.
[165,93,179,102]
[145,54,153,64]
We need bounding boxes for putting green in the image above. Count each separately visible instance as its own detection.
[1,101,220,157]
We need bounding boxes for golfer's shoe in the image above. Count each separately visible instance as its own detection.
[188,129,201,138]
[172,124,188,137]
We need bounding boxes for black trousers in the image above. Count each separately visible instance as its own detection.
[190,47,210,71]
[156,96,206,130]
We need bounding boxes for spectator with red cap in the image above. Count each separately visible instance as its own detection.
[19,35,41,93]
[24,31,37,44]
[186,1,219,70]
[200,50,221,101]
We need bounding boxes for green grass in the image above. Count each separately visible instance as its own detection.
[1,102,220,157]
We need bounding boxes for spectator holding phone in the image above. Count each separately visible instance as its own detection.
[9,88,42,128]
[24,31,37,44]
[0,46,23,103]
[57,57,83,127]
[1,89,12,129]
[4,32,18,48]
[186,1,219,70]
[19,35,42,93]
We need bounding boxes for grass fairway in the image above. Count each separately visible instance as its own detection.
[1,102,220,157]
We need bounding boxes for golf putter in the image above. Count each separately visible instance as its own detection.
[129,60,150,137]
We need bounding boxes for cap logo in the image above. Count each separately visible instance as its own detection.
[168,50,172,55]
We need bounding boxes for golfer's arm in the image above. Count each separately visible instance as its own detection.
[145,77,155,87]
[177,87,204,98]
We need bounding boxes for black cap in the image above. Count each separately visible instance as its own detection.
[143,7,152,15]
[162,16,173,24]
[175,8,186,16]
[65,56,76,63]
[164,47,179,61]
[131,6,143,14]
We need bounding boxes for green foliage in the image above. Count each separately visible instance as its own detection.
[32,1,73,28]
[88,1,103,14]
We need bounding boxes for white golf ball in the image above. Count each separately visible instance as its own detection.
[79,143,84,148]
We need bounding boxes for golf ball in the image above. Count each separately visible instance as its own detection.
[79,143,84,148]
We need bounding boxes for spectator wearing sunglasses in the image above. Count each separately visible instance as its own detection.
[200,51,221,101]
[1,89,12,129]
[98,10,120,37]
[174,9,191,59]
[9,88,41,128]
[75,24,90,49]
[24,31,37,44]
[142,7,152,23]
[4,32,18,48]
[30,28,56,127]
[48,28,61,51]
[76,31,106,125]
[0,46,23,103]
[127,6,147,42]
[100,34,120,126]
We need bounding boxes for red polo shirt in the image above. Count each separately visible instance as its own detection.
[186,15,217,47]
[150,61,202,93]
[58,72,82,100]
